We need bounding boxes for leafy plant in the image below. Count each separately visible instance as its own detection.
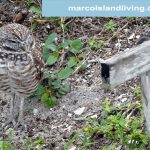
[88,38,107,50]
[131,85,142,101]
[29,5,42,31]
[0,128,45,150]
[30,6,42,15]
[0,128,16,150]
[127,17,136,21]
[105,20,116,32]
[65,95,149,149]
[33,33,85,108]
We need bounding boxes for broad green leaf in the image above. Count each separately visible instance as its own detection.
[47,96,57,108]
[61,40,71,48]
[45,33,57,48]
[46,43,57,51]
[33,85,45,97]
[43,48,50,61]
[57,67,73,80]
[58,89,66,95]
[67,57,77,67]
[76,60,87,72]
[59,84,70,94]
[69,48,79,54]
[0,141,10,150]
[46,51,59,65]
[46,56,58,66]
[30,6,41,15]
[71,39,83,50]
[41,93,49,102]
[56,92,61,98]
[52,80,61,88]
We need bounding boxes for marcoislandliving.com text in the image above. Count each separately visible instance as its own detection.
[68,5,150,13]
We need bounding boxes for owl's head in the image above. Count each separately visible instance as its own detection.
[1,23,36,53]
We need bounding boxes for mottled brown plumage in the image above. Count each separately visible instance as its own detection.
[0,23,45,128]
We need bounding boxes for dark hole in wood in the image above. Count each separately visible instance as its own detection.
[101,63,110,83]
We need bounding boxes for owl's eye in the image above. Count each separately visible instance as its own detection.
[3,39,21,51]
[8,39,18,43]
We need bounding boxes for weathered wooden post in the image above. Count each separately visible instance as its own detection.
[101,39,150,136]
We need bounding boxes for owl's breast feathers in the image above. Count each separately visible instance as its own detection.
[0,23,45,96]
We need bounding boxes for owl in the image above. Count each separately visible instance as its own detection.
[0,23,45,128]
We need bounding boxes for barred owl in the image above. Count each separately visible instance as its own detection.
[0,23,45,128]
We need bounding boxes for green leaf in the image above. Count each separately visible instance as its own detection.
[45,33,57,47]
[30,6,41,15]
[71,39,83,50]
[76,60,87,72]
[33,85,45,97]
[56,92,61,98]
[88,38,95,48]
[69,48,78,54]
[52,80,61,88]
[69,39,83,54]
[44,33,57,60]
[0,141,11,150]
[46,43,57,51]
[46,51,59,65]
[41,93,49,102]
[43,48,50,61]
[67,57,77,67]
[47,96,57,108]
[58,89,66,95]
[61,40,71,48]
[59,84,70,95]
[41,92,57,108]
[57,67,73,80]
[46,55,57,65]
[62,84,70,92]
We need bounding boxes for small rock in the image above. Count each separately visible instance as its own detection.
[121,97,127,102]
[33,108,38,116]
[128,33,135,40]
[74,107,85,115]
[90,114,98,118]
[68,113,72,117]
[94,98,99,101]
[88,74,93,78]
[82,79,87,83]
[68,146,76,150]
[76,78,80,82]
[116,94,126,100]
[136,35,140,39]
[115,42,121,48]
[65,126,72,132]
[124,28,129,33]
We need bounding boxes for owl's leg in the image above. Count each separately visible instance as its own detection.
[3,94,16,127]
[14,97,26,129]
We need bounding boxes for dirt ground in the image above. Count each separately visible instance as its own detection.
[0,0,150,149]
